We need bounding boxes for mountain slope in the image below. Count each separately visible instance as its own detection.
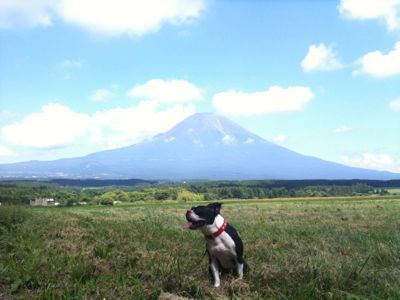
[0,113,398,179]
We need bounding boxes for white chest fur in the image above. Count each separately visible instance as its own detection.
[206,229,237,269]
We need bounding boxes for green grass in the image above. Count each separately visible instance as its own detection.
[387,188,400,195]
[1,197,400,299]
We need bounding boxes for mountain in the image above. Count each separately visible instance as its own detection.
[0,113,398,180]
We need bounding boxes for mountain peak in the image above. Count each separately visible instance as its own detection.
[174,112,228,126]
[160,112,264,145]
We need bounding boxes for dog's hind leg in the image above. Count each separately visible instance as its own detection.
[236,256,248,279]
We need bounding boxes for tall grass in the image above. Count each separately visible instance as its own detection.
[1,198,399,299]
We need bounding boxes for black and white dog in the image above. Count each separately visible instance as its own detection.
[184,203,248,287]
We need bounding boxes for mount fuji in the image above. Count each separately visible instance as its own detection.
[0,113,398,180]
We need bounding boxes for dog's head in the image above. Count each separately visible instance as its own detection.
[184,202,222,230]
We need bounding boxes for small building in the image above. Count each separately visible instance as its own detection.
[30,198,59,206]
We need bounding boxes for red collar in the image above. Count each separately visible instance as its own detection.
[207,219,228,239]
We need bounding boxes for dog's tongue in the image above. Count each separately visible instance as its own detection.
[183,222,192,230]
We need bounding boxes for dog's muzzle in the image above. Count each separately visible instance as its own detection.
[184,210,206,229]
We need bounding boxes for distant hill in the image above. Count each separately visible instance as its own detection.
[0,113,398,180]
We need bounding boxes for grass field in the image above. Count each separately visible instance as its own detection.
[1,197,400,299]
[387,188,400,195]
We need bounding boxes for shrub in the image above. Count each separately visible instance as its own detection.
[176,189,204,202]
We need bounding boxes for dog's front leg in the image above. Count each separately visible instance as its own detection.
[237,262,244,279]
[210,258,220,287]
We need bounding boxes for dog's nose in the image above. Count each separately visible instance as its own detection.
[186,210,191,219]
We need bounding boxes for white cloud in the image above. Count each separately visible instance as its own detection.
[1,101,195,150]
[0,145,14,156]
[0,110,19,122]
[389,98,400,111]
[354,42,400,77]
[58,0,205,36]
[212,85,314,116]
[57,58,83,80]
[0,0,53,28]
[91,89,114,102]
[273,134,287,144]
[127,79,204,103]
[0,0,206,36]
[338,0,400,31]
[301,43,343,72]
[90,101,195,149]
[333,125,354,133]
[1,103,91,148]
[341,153,400,173]
[59,59,83,69]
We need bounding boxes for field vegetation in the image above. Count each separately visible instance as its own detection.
[1,197,399,299]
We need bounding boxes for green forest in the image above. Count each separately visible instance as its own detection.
[1,179,398,206]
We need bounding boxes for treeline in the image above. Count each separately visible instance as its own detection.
[2,179,399,188]
[0,185,204,206]
[96,188,203,205]
[187,183,380,200]
[72,183,389,205]
[0,179,395,206]
[0,186,104,206]
[185,179,400,189]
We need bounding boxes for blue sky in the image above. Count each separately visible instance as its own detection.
[0,0,399,173]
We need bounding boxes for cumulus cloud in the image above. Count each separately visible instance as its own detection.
[354,41,400,77]
[127,79,204,103]
[90,101,195,149]
[333,125,354,133]
[212,85,314,116]
[59,59,83,69]
[0,110,19,122]
[0,145,14,156]
[389,98,400,111]
[91,88,114,102]
[56,58,84,80]
[341,153,400,173]
[1,102,195,150]
[301,43,343,72]
[338,0,400,31]
[1,103,91,148]
[0,0,53,28]
[58,0,205,36]
[0,0,206,36]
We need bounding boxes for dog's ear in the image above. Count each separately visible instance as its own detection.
[207,202,222,214]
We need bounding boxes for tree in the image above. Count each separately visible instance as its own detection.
[176,189,204,202]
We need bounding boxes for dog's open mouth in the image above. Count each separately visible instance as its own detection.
[184,220,206,230]
[185,210,206,229]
